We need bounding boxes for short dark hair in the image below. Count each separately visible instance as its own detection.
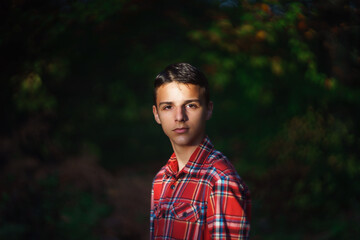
[154,63,210,105]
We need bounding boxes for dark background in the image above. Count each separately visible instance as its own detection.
[0,0,359,239]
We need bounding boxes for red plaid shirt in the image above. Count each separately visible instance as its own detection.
[150,137,251,239]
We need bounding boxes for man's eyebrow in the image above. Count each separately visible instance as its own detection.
[184,99,201,104]
[158,101,173,106]
[158,99,201,106]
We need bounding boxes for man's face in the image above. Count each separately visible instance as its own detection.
[153,82,213,148]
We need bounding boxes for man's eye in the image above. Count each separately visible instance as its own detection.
[162,105,172,110]
[186,104,198,109]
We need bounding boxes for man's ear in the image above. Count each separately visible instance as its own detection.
[206,101,213,120]
[152,105,161,124]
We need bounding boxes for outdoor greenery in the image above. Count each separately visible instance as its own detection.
[0,0,359,239]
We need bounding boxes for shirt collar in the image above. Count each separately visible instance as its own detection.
[164,136,214,178]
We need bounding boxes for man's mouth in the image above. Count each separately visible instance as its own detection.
[173,128,189,134]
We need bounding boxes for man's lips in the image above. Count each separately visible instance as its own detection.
[173,128,189,133]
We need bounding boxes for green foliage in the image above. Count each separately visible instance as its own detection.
[11,71,57,112]
[0,0,359,239]
[0,174,110,240]
[269,108,359,211]
[189,2,329,91]
[57,192,109,240]
[66,0,128,23]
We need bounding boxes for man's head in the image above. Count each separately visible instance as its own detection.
[154,63,210,105]
[152,63,213,148]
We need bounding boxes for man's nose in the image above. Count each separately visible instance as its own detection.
[175,106,188,122]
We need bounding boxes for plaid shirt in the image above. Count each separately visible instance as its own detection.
[150,137,251,239]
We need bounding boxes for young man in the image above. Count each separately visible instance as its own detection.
[150,63,251,239]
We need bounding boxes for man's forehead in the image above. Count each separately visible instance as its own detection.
[156,82,205,94]
[156,82,206,102]
[157,81,194,90]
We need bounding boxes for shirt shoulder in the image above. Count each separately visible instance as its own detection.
[205,149,250,200]
[205,149,245,184]
[152,165,166,183]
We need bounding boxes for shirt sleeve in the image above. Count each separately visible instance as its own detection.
[207,177,251,239]
[150,186,155,239]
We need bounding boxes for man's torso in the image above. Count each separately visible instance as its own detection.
[150,137,250,239]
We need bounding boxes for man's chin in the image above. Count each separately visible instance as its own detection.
[170,135,201,148]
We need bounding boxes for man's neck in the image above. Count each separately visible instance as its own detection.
[171,144,198,172]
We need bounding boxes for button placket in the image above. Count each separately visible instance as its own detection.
[169,176,178,198]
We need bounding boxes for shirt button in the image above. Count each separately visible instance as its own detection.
[170,185,175,190]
